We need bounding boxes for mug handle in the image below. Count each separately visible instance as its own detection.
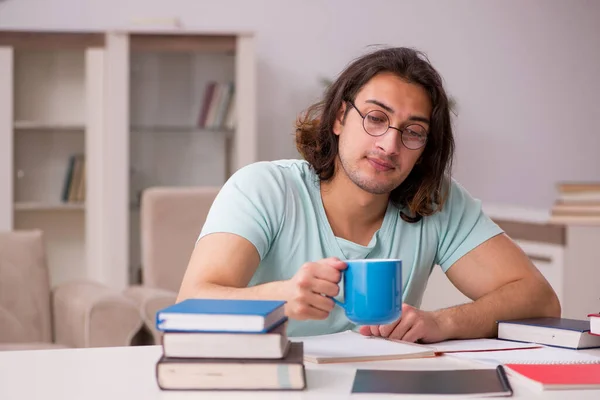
[330,268,346,310]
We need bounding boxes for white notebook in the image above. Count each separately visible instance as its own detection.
[449,346,600,366]
[431,338,541,353]
[291,330,435,364]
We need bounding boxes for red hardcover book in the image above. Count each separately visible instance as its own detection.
[505,363,600,390]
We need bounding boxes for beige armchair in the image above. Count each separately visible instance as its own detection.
[123,186,220,344]
[0,230,143,351]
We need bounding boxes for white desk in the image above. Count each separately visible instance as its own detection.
[1,345,599,399]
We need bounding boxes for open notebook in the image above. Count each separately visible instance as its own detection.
[291,330,436,363]
[448,346,600,366]
[291,331,545,364]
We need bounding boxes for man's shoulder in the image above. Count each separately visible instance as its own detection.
[423,177,478,224]
[231,159,314,186]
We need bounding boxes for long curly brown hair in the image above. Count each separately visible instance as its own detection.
[295,47,455,223]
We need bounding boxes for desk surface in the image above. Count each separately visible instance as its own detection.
[1,345,600,399]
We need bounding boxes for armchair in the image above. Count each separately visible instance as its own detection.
[123,186,220,344]
[0,230,143,350]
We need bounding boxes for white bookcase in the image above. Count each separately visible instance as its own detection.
[0,30,257,290]
[0,32,105,288]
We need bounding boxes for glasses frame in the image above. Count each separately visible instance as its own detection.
[346,100,428,150]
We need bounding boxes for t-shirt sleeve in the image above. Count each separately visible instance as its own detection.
[434,179,504,272]
[198,162,287,260]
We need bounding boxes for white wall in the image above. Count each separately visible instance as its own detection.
[1,0,599,209]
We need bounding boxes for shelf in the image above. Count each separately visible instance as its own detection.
[130,34,236,53]
[14,121,85,131]
[14,202,85,211]
[130,125,234,136]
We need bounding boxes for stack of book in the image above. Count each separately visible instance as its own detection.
[550,182,600,224]
[154,298,306,391]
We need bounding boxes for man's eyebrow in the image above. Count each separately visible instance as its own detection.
[365,99,394,114]
[365,99,430,125]
[407,115,430,125]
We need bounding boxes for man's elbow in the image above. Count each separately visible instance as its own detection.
[540,282,562,318]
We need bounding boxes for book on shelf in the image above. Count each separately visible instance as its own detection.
[497,317,600,349]
[156,341,306,391]
[61,154,85,204]
[556,182,600,194]
[155,298,286,333]
[505,363,600,391]
[196,81,235,131]
[161,318,290,359]
[551,181,600,223]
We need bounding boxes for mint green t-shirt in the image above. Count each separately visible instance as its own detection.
[198,159,503,337]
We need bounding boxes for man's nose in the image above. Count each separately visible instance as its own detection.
[374,129,402,155]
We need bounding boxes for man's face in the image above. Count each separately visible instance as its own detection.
[333,72,432,195]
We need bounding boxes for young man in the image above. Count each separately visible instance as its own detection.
[177,47,560,342]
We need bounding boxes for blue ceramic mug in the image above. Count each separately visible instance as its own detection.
[333,259,402,325]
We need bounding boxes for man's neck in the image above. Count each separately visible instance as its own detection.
[320,170,390,246]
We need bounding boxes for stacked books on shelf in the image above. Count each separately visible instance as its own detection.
[61,154,85,204]
[154,298,306,391]
[197,81,235,131]
[550,182,600,224]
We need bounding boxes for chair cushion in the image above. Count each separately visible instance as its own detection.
[0,231,52,343]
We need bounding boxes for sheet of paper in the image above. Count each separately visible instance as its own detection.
[431,338,542,353]
[291,330,433,361]
[448,346,600,366]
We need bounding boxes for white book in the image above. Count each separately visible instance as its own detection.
[291,330,435,364]
[497,317,600,350]
[162,321,289,359]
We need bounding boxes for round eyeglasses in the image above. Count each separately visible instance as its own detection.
[347,101,428,150]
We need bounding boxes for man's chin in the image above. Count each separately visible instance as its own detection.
[354,180,396,195]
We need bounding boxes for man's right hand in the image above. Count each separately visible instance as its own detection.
[284,257,347,320]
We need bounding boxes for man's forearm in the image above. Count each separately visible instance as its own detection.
[433,277,561,340]
[183,281,291,303]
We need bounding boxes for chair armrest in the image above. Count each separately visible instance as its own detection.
[123,285,177,345]
[52,281,143,348]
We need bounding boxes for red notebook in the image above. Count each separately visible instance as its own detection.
[505,363,600,390]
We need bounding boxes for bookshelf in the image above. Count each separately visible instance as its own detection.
[0,29,257,290]
[122,32,255,286]
[0,31,105,288]
[98,30,256,289]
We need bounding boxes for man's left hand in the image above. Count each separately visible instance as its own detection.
[358,303,451,344]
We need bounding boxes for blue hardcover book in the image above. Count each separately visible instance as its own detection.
[156,299,287,333]
[497,317,600,349]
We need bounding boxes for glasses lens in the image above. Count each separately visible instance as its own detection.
[402,125,428,149]
[363,110,389,136]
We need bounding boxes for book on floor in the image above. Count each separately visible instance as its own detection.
[161,318,289,359]
[497,317,600,349]
[351,366,513,397]
[291,330,436,363]
[155,298,286,333]
[156,341,306,391]
[505,363,600,390]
